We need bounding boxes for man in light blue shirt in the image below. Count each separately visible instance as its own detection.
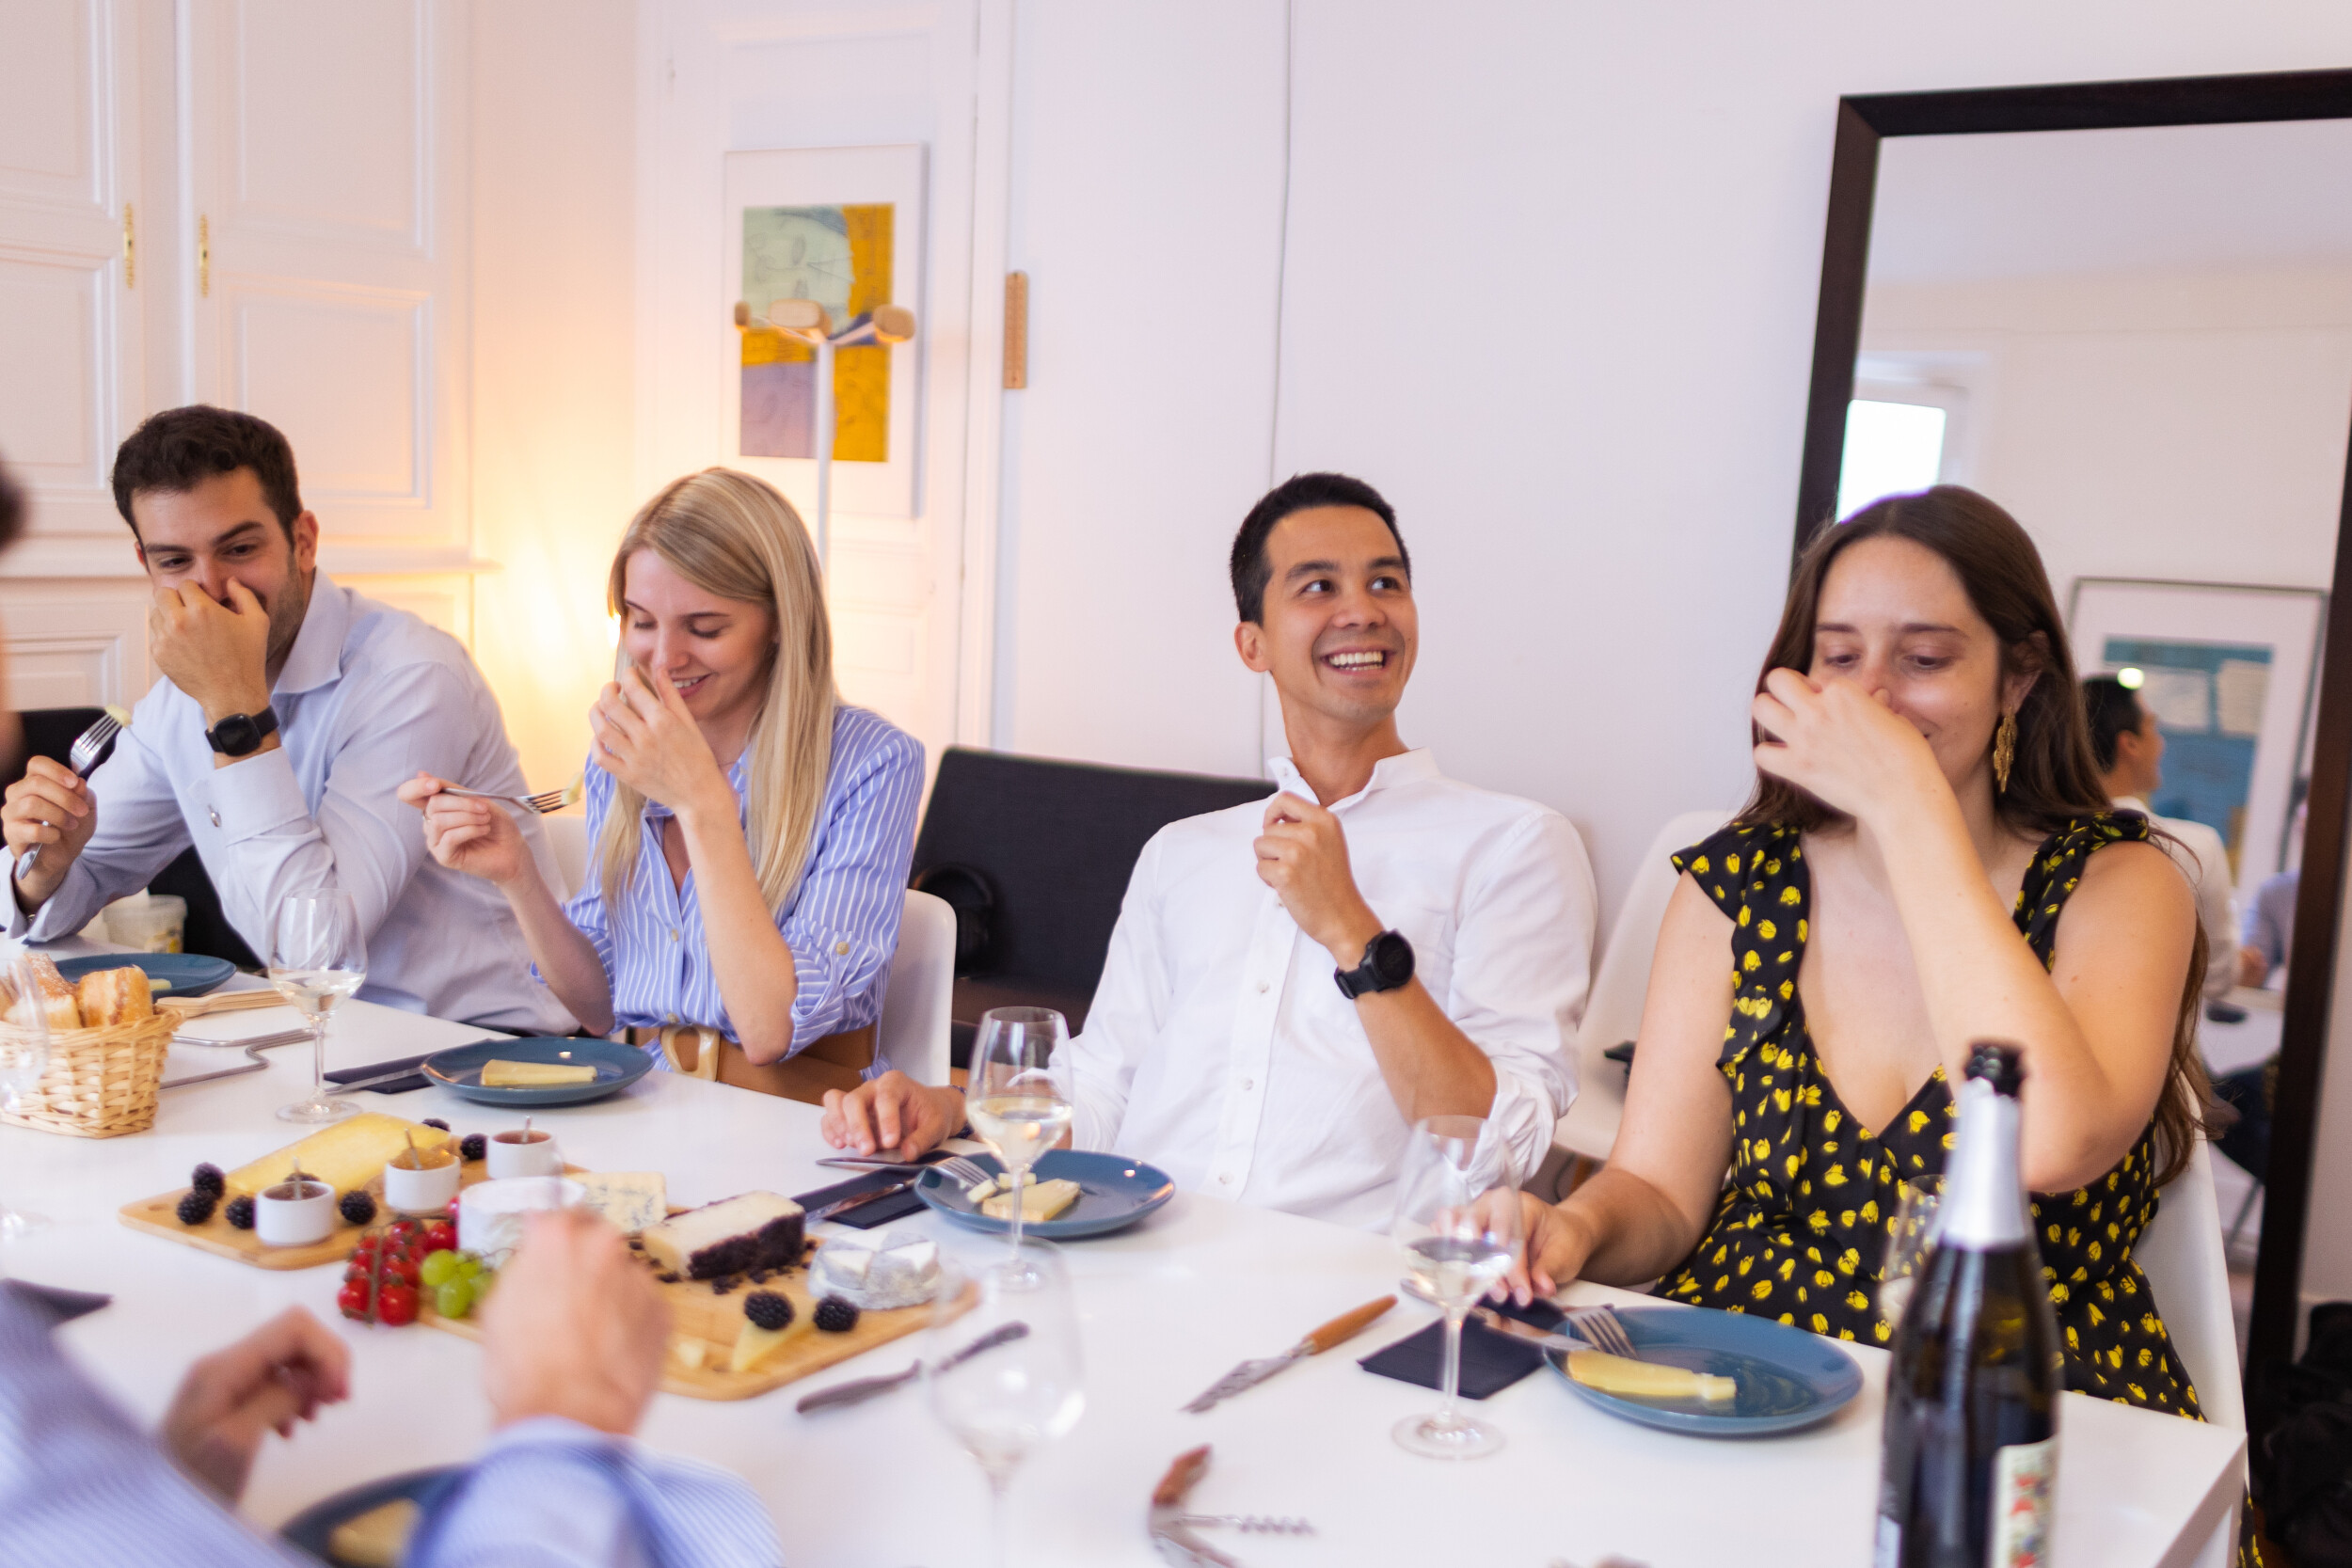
[0,407,568,1032]
[0,1208,781,1568]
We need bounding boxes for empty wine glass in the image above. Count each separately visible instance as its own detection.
[268,890,367,1123]
[964,1007,1073,1274]
[1878,1175,1944,1329]
[1391,1115,1522,1461]
[926,1242,1085,1568]
[0,949,55,1238]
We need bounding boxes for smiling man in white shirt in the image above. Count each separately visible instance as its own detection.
[825,472,1597,1227]
[0,406,570,1033]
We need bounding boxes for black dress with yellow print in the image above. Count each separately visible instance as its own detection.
[1655,815,2201,1418]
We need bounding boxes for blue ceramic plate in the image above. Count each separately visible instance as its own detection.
[53,951,236,1000]
[916,1149,1176,1239]
[280,1465,457,1564]
[1545,1305,1864,1437]
[420,1036,652,1106]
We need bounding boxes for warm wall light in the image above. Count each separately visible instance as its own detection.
[732,298,918,570]
[2117,666,2145,689]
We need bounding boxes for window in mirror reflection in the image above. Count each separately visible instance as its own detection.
[1836,398,1947,519]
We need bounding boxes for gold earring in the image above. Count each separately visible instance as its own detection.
[1993,710,2017,794]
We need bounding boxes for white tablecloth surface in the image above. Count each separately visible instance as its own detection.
[0,945,2244,1567]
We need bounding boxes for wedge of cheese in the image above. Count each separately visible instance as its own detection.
[729,1311,810,1374]
[224,1114,452,1198]
[1565,1349,1736,1404]
[480,1058,597,1087]
[326,1497,418,1568]
[577,1172,667,1235]
[980,1177,1081,1224]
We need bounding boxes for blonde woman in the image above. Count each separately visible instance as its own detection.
[398,469,922,1075]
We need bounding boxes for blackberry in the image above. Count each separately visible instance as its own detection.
[711,1275,738,1295]
[813,1296,859,1334]
[747,1268,771,1285]
[742,1291,793,1332]
[338,1190,378,1226]
[422,1118,452,1132]
[176,1189,218,1226]
[190,1163,226,1197]
[224,1195,256,1230]
[459,1133,487,1162]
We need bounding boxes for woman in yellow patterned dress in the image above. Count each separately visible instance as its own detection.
[1504,486,2217,1419]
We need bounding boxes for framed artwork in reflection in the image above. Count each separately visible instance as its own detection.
[2067,577,2326,886]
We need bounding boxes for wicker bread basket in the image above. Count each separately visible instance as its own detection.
[0,1008,174,1138]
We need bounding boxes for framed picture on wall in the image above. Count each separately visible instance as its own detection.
[721,144,927,521]
[2067,577,2327,887]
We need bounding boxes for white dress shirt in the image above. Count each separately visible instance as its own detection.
[1057,749,1597,1230]
[7,576,573,1033]
[2113,796,2237,1002]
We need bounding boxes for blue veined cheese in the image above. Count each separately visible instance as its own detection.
[576,1172,668,1235]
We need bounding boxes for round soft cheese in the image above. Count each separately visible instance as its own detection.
[459,1176,584,1265]
[809,1229,941,1309]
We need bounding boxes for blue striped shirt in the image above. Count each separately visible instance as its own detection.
[0,1285,781,1568]
[562,704,923,1059]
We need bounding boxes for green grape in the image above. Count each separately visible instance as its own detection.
[419,1249,461,1289]
[435,1277,474,1319]
[455,1252,485,1278]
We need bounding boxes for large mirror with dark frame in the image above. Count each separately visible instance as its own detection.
[1795,70,2352,1399]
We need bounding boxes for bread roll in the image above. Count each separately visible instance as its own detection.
[2,955,79,1031]
[74,965,151,1027]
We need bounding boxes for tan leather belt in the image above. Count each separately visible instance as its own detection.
[618,1022,875,1106]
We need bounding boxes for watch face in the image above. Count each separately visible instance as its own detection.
[212,715,259,754]
[1370,931,1415,986]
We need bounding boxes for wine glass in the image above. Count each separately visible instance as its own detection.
[0,950,55,1238]
[268,890,366,1123]
[1878,1175,1944,1329]
[964,1007,1073,1273]
[1391,1115,1522,1461]
[926,1242,1086,1568]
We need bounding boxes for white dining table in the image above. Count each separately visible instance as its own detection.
[0,950,2244,1568]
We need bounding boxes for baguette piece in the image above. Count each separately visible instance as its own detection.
[2,954,79,1030]
[74,965,152,1027]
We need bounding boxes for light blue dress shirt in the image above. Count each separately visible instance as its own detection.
[5,576,574,1034]
[562,703,922,1060]
[0,1284,781,1568]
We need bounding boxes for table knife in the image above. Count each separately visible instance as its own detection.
[1181,1294,1396,1413]
[1470,1305,1591,1357]
[803,1178,915,1226]
[795,1321,1029,1414]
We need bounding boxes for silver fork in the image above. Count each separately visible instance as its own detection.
[1174,1515,1314,1536]
[818,1152,993,1186]
[1562,1304,1638,1358]
[19,710,123,870]
[441,783,578,814]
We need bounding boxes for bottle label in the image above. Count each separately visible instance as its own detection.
[1989,1434,2057,1567]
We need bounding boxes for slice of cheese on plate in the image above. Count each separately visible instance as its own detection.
[480,1058,598,1087]
[326,1497,419,1568]
[577,1172,667,1235]
[1565,1349,1736,1404]
[980,1177,1081,1224]
[730,1313,811,1374]
[225,1114,451,1198]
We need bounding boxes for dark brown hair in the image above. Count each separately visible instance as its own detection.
[0,451,22,553]
[110,405,303,542]
[1743,485,2209,1185]
[1229,471,1408,623]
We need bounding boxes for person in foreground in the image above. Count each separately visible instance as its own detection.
[0,406,570,1033]
[2082,673,2236,1004]
[402,468,921,1085]
[0,1207,781,1567]
[825,472,1597,1227]
[1504,486,2213,1416]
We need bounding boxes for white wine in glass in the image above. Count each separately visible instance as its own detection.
[926,1242,1085,1568]
[1391,1115,1521,1461]
[0,950,55,1237]
[965,1006,1073,1272]
[269,890,366,1123]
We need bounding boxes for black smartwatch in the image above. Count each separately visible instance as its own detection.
[1334,929,1415,1000]
[204,705,279,758]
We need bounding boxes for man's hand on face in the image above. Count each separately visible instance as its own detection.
[149,578,273,724]
[1253,793,1385,967]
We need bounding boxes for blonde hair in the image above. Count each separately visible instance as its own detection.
[595,468,836,917]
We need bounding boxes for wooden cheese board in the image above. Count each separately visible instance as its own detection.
[119,1155,575,1271]
[421,1239,972,1402]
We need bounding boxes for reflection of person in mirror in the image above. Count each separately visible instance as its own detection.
[2239,781,2307,990]
[2082,675,2236,1002]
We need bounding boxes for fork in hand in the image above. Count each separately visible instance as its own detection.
[439,778,582,814]
[19,707,125,870]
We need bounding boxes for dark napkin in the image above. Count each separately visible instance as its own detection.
[325,1052,436,1095]
[5,1280,112,1325]
[792,1153,955,1230]
[1359,1295,1567,1401]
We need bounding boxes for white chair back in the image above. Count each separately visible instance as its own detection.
[878,890,956,1085]
[2136,1136,2244,1432]
[542,812,590,904]
[1553,808,1733,1163]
